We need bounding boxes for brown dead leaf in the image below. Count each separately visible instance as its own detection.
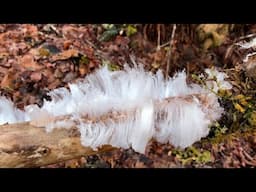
[30,72,42,81]
[0,52,9,59]
[63,40,72,50]
[22,24,38,37]
[51,49,79,62]
[1,69,16,90]
[62,25,81,40]
[20,55,43,71]
[41,69,55,84]
[0,67,9,77]
[48,79,61,90]
[29,48,40,58]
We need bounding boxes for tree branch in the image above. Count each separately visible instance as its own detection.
[0,122,114,168]
[0,93,212,168]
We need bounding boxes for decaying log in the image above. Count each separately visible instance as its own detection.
[0,122,115,168]
[0,93,213,168]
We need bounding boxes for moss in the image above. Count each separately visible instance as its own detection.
[38,48,50,57]
[171,146,212,165]
[102,60,120,71]
[234,103,245,113]
[248,111,256,126]
[125,25,137,37]
[209,122,228,138]
[204,132,233,145]
[79,55,90,65]
[196,24,231,50]
[107,63,120,71]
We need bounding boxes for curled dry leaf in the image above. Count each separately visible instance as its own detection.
[63,40,72,50]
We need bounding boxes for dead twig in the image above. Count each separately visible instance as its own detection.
[165,24,176,78]
[157,24,161,51]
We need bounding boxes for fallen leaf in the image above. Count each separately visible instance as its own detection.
[0,69,16,90]
[0,67,9,75]
[48,79,61,90]
[63,40,72,50]
[22,24,38,37]
[30,72,42,81]
[0,52,9,59]
[1,73,14,89]
[19,54,43,71]
[62,25,80,39]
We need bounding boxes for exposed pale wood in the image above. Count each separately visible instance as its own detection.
[0,93,211,168]
[0,122,114,168]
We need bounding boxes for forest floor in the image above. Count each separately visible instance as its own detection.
[1,24,256,168]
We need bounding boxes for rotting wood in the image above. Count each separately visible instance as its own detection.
[0,93,214,168]
[0,122,114,168]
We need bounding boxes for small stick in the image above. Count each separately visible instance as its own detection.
[157,24,161,51]
[165,24,176,78]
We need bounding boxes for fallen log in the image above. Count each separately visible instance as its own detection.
[0,122,115,168]
[0,93,217,168]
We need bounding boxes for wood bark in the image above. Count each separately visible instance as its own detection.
[0,122,114,168]
[0,93,212,168]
